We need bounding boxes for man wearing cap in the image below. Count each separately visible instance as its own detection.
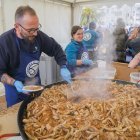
[83,22,99,59]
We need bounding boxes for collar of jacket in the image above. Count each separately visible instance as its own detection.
[71,39,83,45]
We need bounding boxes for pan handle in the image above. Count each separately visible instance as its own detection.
[0,133,20,139]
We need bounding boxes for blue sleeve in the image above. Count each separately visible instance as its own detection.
[94,31,100,45]
[65,44,77,66]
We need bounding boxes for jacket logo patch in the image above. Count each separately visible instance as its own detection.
[83,32,91,41]
[81,52,88,59]
[26,60,39,78]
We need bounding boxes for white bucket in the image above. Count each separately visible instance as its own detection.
[94,67,116,80]
[130,72,140,84]
[97,60,106,68]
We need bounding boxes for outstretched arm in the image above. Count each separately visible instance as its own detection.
[128,53,140,68]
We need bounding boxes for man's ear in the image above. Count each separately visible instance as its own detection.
[14,23,21,35]
[14,23,21,32]
[14,24,18,29]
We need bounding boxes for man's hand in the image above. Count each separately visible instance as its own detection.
[1,73,15,85]
[82,59,93,65]
[14,80,24,92]
[60,66,71,83]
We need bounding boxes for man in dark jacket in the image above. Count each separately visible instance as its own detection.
[113,18,128,62]
[125,27,140,62]
[0,5,71,107]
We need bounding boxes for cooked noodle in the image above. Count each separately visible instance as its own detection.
[23,81,140,140]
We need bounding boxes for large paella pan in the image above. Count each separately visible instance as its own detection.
[18,79,140,140]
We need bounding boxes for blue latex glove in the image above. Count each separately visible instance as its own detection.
[82,59,93,65]
[60,66,71,83]
[14,80,24,93]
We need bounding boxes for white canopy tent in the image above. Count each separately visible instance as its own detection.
[0,0,139,84]
[0,0,140,46]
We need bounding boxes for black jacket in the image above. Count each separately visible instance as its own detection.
[113,28,127,51]
[0,29,66,80]
[126,37,140,55]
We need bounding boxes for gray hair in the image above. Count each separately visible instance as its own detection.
[15,5,37,22]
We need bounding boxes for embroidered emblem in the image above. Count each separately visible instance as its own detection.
[26,60,39,78]
[83,32,92,41]
[81,52,88,59]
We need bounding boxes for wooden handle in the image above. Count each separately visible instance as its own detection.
[0,133,20,139]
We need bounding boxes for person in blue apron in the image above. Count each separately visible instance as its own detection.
[83,22,99,60]
[65,25,93,77]
[0,5,71,107]
[4,37,41,107]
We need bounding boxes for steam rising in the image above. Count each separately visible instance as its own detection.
[76,80,112,99]
[24,77,40,85]
[68,28,117,101]
[66,80,113,102]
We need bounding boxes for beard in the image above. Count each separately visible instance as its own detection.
[20,32,36,43]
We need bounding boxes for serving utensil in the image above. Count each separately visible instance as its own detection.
[22,85,44,92]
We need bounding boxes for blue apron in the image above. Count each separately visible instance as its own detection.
[67,43,90,77]
[4,37,41,107]
[83,29,98,50]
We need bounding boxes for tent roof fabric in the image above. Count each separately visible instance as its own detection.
[61,0,92,3]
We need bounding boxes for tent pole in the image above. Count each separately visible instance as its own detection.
[71,3,74,27]
[71,0,76,27]
[45,0,71,5]
[0,0,5,32]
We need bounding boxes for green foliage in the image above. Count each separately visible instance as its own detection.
[80,7,96,28]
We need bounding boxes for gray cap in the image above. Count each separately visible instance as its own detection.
[89,22,96,29]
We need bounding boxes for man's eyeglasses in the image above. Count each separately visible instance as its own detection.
[18,24,42,34]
